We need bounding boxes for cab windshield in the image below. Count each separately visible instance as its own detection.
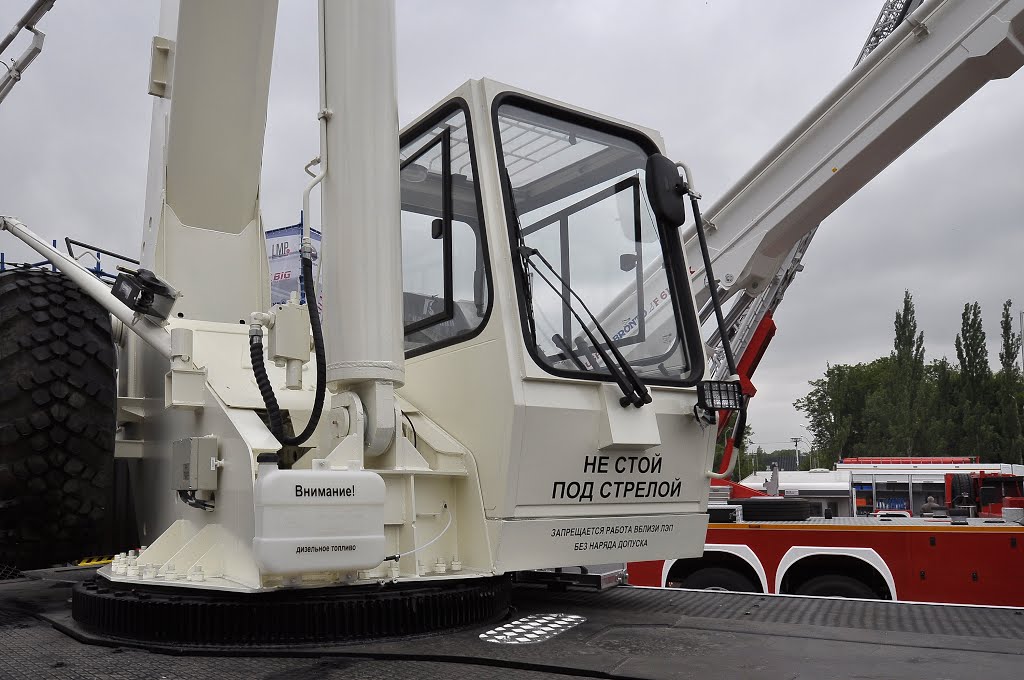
[495,98,702,387]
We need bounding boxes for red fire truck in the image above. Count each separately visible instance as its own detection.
[947,470,1024,518]
[628,478,1024,605]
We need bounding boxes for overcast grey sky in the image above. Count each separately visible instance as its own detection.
[2,1,1023,456]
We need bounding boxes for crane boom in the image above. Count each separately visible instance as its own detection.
[692,0,1024,309]
[139,0,278,323]
[599,0,1024,383]
[707,0,927,381]
[856,0,927,66]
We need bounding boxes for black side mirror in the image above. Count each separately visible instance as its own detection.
[645,153,687,228]
[619,253,638,271]
[431,218,444,240]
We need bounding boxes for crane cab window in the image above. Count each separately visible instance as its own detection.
[400,102,491,356]
[494,96,703,387]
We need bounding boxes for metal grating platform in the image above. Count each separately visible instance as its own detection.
[0,607,595,680]
[2,568,1023,679]
[0,562,23,581]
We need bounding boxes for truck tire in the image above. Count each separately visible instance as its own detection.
[735,497,812,521]
[950,473,973,504]
[795,574,877,599]
[679,566,758,593]
[0,268,117,570]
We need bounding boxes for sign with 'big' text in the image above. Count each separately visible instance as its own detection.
[265,223,322,308]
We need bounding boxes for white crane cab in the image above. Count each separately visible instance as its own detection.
[98,82,725,592]
[396,79,717,573]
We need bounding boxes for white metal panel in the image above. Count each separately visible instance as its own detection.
[493,513,708,572]
[164,0,277,232]
[140,0,277,323]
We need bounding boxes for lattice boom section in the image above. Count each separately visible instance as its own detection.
[856,0,924,65]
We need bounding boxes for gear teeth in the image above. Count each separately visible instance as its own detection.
[72,575,511,645]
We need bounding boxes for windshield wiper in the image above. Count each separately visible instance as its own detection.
[519,245,651,408]
[552,333,587,370]
[518,248,641,407]
[502,170,650,408]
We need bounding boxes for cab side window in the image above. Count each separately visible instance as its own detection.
[400,105,490,356]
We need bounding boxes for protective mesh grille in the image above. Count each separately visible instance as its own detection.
[0,563,23,582]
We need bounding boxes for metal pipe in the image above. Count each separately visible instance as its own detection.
[285,359,302,390]
[706,447,739,480]
[0,26,43,105]
[300,0,330,282]
[0,216,173,358]
[706,398,747,480]
[303,156,321,178]
[0,0,53,57]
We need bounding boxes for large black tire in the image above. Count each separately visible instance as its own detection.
[679,566,758,593]
[735,497,812,521]
[950,473,974,505]
[794,574,877,599]
[0,268,117,569]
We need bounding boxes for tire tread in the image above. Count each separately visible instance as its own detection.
[0,269,116,569]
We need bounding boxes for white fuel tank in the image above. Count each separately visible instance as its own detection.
[252,456,387,575]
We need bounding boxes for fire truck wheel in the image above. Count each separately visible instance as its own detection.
[680,567,758,593]
[0,268,117,570]
[795,574,876,599]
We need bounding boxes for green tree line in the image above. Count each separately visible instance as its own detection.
[795,292,1024,467]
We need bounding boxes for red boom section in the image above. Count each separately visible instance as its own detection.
[736,312,776,398]
[715,312,777,475]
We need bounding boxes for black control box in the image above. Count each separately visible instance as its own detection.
[112,268,177,321]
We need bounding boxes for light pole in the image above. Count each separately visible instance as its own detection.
[791,437,801,471]
[799,424,816,469]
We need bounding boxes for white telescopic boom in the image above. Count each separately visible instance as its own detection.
[688,0,1024,308]
[595,0,1024,373]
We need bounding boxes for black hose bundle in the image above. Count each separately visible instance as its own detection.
[250,256,327,447]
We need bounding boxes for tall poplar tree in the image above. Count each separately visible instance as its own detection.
[954,302,994,458]
[997,300,1023,463]
[998,299,1021,380]
[955,302,989,394]
[888,291,926,454]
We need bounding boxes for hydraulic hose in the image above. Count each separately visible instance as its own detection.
[689,193,738,377]
[250,255,327,447]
